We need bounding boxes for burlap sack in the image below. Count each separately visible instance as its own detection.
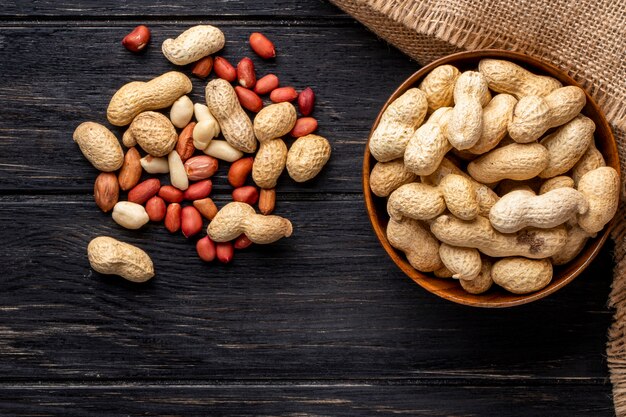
[329,0,626,413]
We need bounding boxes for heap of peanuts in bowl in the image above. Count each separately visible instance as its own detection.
[364,50,620,307]
[76,25,331,283]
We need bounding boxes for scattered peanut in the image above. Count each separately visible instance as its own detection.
[254,102,297,142]
[447,71,489,150]
[192,103,220,151]
[162,25,225,66]
[205,79,257,153]
[88,236,154,282]
[122,25,151,53]
[164,203,181,233]
[145,196,166,222]
[237,57,256,88]
[141,155,169,174]
[249,32,276,59]
[193,198,219,220]
[127,111,178,157]
[258,188,276,215]
[207,202,292,244]
[478,59,562,98]
[184,155,219,180]
[73,122,124,172]
[176,122,196,162]
[107,71,192,126]
[94,172,119,213]
[213,57,237,82]
[228,157,255,188]
[170,95,194,129]
[181,206,203,238]
[253,139,288,188]
[167,150,188,191]
[128,178,160,205]
[286,134,331,182]
[255,74,280,95]
[298,87,315,116]
[270,86,298,103]
[112,201,150,230]
[203,140,244,162]
[118,147,142,191]
[183,179,213,200]
[196,236,217,262]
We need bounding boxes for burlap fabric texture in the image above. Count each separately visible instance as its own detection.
[329,0,626,413]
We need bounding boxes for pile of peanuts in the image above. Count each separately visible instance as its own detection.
[369,59,619,295]
[80,25,331,283]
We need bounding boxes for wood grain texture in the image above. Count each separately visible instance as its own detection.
[0,24,412,192]
[0,1,615,414]
[0,384,613,416]
[0,195,613,382]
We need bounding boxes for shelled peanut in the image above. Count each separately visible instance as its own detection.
[369,59,619,295]
[74,25,332,280]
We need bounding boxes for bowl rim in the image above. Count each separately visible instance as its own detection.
[362,49,620,308]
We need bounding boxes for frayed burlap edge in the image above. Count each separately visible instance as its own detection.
[330,0,626,413]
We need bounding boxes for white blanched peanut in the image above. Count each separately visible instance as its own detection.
[460,258,494,294]
[162,25,225,65]
[193,103,220,150]
[430,214,568,259]
[170,95,194,128]
[447,71,489,150]
[418,64,461,113]
[572,142,605,186]
[386,217,443,272]
[491,257,553,294]
[467,142,549,183]
[539,176,574,194]
[369,159,418,198]
[404,107,452,175]
[577,166,619,234]
[539,114,595,178]
[508,86,586,143]
[478,59,562,99]
[369,88,428,162]
[112,201,150,229]
[439,243,482,280]
[551,225,595,265]
[488,188,588,233]
[203,139,244,162]
[467,94,517,154]
[140,155,169,174]
[167,150,189,191]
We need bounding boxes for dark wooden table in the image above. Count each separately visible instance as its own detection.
[0,1,616,415]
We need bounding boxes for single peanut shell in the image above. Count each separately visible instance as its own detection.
[369,88,428,162]
[162,25,225,65]
[551,225,594,265]
[207,202,292,244]
[492,257,553,294]
[478,59,562,99]
[430,215,568,259]
[87,236,154,283]
[386,217,443,272]
[489,188,588,233]
[447,71,489,150]
[253,102,297,142]
[205,79,256,153]
[508,86,586,143]
[439,243,482,281]
[467,94,517,154]
[539,176,574,194]
[127,111,178,157]
[369,159,417,197]
[387,182,445,221]
[577,166,619,234]
[404,107,452,175]
[460,258,494,294]
[440,174,479,221]
[286,134,331,182]
[73,122,124,172]
[572,142,605,186]
[418,64,461,113]
[253,138,288,189]
[467,142,549,183]
[539,114,595,178]
[107,72,192,126]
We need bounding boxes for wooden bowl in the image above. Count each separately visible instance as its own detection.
[363,49,619,308]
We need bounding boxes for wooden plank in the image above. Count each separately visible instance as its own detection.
[1,0,346,19]
[0,383,613,416]
[0,24,415,193]
[0,195,613,381]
